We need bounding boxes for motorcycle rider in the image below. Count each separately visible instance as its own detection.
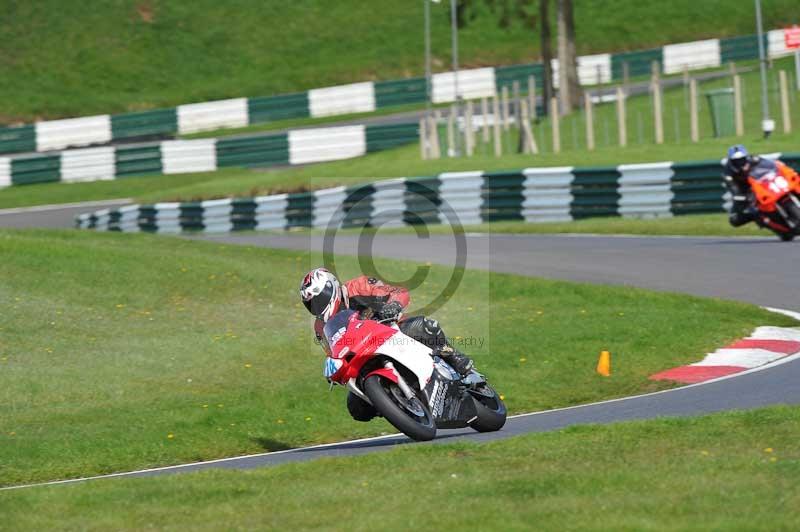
[723,144,764,227]
[300,267,474,422]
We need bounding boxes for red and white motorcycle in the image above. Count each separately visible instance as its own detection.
[323,309,506,441]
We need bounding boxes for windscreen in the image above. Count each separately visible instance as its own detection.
[322,309,355,354]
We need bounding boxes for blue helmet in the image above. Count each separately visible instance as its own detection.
[727,144,750,173]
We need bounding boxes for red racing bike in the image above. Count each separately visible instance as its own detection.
[322,309,506,441]
[747,162,800,241]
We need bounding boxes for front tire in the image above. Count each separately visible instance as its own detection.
[780,198,800,241]
[363,375,437,441]
[468,384,507,432]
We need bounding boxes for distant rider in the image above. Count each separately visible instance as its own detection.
[723,144,797,227]
[299,268,474,422]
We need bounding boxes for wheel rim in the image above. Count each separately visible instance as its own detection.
[470,385,505,413]
[386,382,434,427]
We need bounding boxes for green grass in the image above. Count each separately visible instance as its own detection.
[355,214,766,238]
[2,406,799,530]
[1,229,795,487]
[2,1,798,122]
[3,57,800,209]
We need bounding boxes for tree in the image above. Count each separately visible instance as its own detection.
[539,0,554,116]
[556,0,581,113]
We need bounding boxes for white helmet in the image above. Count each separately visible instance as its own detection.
[300,268,345,322]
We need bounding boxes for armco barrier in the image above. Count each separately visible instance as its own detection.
[0,122,417,189]
[76,155,800,233]
[1,29,793,156]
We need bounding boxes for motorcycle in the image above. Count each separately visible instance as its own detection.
[747,165,800,242]
[322,309,506,441]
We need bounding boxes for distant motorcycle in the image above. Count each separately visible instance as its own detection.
[747,164,800,241]
[322,309,506,441]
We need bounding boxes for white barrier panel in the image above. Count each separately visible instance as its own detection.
[309,82,376,118]
[161,139,217,174]
[36,115,112,152]
[371,178,408,227]
[617,162,674,218]
[118,204,141,232]
[522,167,574,222]
[177,98,249,135]
[663,39,721,74]
[255,194,289,230]
[200,198,234,233]
[288,125,366,165]
[551,54,612,88]
[767,29,795,59]
[60,147,116,183]
[0,157,11,188]
[438,171,483,225]
[153,202,182,233]
[312,186,348,228]
[432,68,496,103]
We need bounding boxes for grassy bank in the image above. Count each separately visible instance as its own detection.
[3,1,798,121]
[2,406,799,530]
[1,229,794,486]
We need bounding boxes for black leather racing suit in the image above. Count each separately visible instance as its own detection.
[723,156,763,227]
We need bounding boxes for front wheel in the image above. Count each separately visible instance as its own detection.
[780,198,800,241]
[363,375,437,441]
[468,384,507,432]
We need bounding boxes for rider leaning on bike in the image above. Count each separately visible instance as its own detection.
[723,144,797,227]
[300,268,474,422]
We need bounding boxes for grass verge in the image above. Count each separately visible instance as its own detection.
[1,229,795,486]
[2,406,798,530]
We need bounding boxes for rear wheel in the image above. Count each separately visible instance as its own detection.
[780,198,800,241]
[468,384,507,432]
[363,375,436,441]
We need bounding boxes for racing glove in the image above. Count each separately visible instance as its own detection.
[376,301,404,322]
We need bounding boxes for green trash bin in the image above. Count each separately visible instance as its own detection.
[705,88,736,138]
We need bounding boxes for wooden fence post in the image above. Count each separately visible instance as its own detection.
[689,79,699,142]
[501,86,511,131]
[653,77,664,144]
[550,97,561,153]
[528,75,537,121]
[419,118,428,160]
[512,80,521,129]
[480,97,490,143]
[780,70,792,134]
[447,106,456,157]
[584,92,595,151]
[464,101,474,156]
[733,75,744,136]
[492,95,502,156]
[616,86,627,147]
[428,112,441,159]
[518,99,539,154]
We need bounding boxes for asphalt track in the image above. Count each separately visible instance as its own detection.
[2,210,799,488]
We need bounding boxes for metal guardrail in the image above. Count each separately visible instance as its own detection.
[74,154,800,233]
[1,29,795,156]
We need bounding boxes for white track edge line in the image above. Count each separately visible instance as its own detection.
[4,319,799,493]
[0,199,133,215]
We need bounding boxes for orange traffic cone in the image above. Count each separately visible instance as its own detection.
[596,350,611,377]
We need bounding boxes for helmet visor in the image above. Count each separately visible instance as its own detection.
[302,280,336,317]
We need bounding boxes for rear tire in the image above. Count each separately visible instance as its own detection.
[780,198,800,241]
[363,375,436,441]
[469,384,507,432]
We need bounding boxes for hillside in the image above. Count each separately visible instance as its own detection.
[2,0,799,122]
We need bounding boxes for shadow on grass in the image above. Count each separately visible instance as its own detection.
[249,437,293,452]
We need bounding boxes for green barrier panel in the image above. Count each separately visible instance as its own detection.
[365,123,418,152]
[719,34,765,63]
[494,63,544,93]
[375,78,427,109]
[706,89,736,138]
[570,167,621,218]
[111,108,178,140]
[611,48,663,81]
[404,177,441,224]
[179,203,205,231]
[216,134,290,167]
[11,154,61,185]
[232,198,258,231]
[670,161,725,215]
[248,93,310,124]
[340,184,375,228]
[114,144,162,177]
[0,124,36,155]
[284,192,315,228]
[481,171,525,222]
